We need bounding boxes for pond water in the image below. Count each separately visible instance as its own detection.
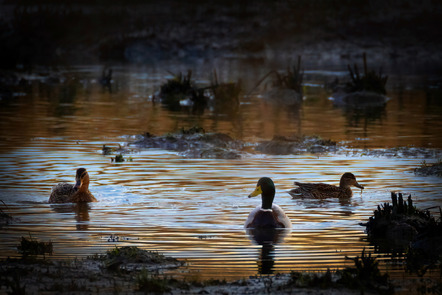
[1,58,441,280]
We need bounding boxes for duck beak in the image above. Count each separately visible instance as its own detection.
[248,185,262,198]
[74,179,81,191]
[354,182,364,189]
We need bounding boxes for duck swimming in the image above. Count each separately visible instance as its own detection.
[245,177,291,229]
[288,172,364,199]
[49,168,97,203]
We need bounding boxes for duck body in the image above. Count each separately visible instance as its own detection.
[245,177,291,229]
[49,168,97,203]
[245,204,291,228]
[288,172,364,199]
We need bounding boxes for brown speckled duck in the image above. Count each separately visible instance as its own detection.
[49,168,97,203]
[288,172,364,199]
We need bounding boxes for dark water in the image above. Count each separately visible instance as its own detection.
[0,60,441,280]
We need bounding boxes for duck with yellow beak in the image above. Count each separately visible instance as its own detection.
[245,177,291,229]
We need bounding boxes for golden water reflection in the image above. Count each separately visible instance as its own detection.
[0,64,441,280]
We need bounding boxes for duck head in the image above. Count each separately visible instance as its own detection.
[74,168,90,192]
[340,172,364,189]
[248,177,275,209]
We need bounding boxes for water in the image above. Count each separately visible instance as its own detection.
[1,60,442,280]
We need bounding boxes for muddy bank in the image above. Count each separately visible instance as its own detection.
[130,128,243,159]
[111,129,442,160]
[0,245,398,294]
[255,135,337,155]
[414,161,442,177]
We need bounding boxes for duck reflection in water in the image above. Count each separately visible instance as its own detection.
[245,177,291,274]
[50,202,91,231]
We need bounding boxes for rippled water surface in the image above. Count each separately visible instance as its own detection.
[1,61,441,280]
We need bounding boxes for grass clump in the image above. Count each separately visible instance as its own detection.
[283,269,334,289]
[0,200,13,227]
[94,246,182,272]
[159,70,207,110]
[136,269,173,293]
[208,70,242,113]
[17,235,53,258]
[110,153,132,163]
[364,192,442,274]
[365,193,437,244]
[345,53,388,94]
[281,249,393,293]
[272,56,304,93]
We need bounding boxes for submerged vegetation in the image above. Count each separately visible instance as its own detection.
[158,69,242,113]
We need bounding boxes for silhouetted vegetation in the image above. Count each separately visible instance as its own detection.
[272,56,304,93]
[364,193,442,275]
[0,200,13,227]
[345,53,388,94]
[17,236,53,257]
[338,248,392,293]
[281,249,393,293]
[158,70,207,111]
[208,70,242,114]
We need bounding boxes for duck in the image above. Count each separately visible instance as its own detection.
[245,177,292,229]
[288,172,364,199]
[49,168,97,203]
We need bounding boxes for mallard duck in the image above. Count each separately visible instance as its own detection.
[288,172,364,199]
[245,177,292,229]
[49,168,97,203]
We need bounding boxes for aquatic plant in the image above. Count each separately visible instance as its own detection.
[208,70,242,113]
[159,70,208,111]
[114,153,124,162]
[345,53,388,94]
[111,153,133,162]
[17,235,53,257]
